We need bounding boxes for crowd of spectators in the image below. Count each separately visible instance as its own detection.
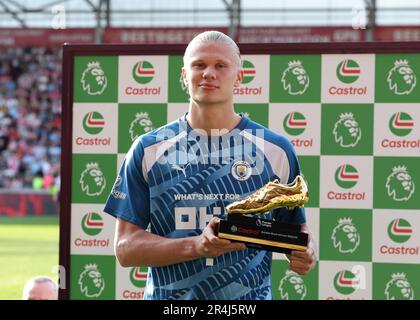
[0,47,61,194]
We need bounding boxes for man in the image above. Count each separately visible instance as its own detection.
[22,276,58,300]
[104,31,316,300]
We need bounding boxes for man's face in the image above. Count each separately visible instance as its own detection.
[26,282,58,300]
[182,42,242,106]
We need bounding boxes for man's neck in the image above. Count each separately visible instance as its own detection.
[186,101,242,135]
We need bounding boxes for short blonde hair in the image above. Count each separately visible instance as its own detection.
[183,30,241,68]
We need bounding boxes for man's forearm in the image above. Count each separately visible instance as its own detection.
[116,228,201,267]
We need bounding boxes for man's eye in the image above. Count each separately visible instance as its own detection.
[217,64,226,68]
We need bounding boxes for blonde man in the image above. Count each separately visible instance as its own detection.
[105,31,316,300]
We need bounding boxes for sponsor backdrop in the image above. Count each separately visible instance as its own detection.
[62,44,420,300]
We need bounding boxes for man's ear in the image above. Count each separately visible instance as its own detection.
[234,69,243,87]
[181,68,188,86]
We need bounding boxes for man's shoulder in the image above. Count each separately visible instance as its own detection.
[138,117,184,149]
[244,118,294,151]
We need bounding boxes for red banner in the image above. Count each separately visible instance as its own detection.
[375,26,420,41]
[239,26,365,43]
[103,27,228,44]
[0,192,58,216]
[0,28,94,47]
[1,26,420,47]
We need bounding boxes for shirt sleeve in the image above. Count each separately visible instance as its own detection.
[272,137,306,225]
[103,138,150,229]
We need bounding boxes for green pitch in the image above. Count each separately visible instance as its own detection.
[0,216,59,300]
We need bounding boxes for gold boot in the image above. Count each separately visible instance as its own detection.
[226,175,309,214]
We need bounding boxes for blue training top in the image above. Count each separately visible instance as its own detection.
[104,114,306,300]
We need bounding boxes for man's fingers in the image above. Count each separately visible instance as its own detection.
[199,217,247,257]
[209,238,247,250]
[289,259,307,269]
[219,243,247,255]
[289,266,308,275]
[291,248,315,263]
[202,240,247,256]
[203,217,220,240]
[224,242,247,251]
[289,257,314,276]
[289,260,311,274]
[291,249,310,258]
[208,217,220,228]
[204,218,245,247]
[290,253,310,263]
[234,242,247,249]
[209,236,231,245]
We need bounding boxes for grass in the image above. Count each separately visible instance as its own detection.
[0,216,59,300]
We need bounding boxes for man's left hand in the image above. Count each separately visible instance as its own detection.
[288,225,317,275]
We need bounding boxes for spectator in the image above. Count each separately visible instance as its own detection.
[32,170,43,190]
[22,276,58,300]
[0,47,62,190]
[43,171,55,190]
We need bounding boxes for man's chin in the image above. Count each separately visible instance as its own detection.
[193,97,226,106]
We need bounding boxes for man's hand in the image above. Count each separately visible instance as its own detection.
[195,217,247,258]
[288,225,317,275]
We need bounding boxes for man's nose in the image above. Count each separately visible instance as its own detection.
[202,67,216,79]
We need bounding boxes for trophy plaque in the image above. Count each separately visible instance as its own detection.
[216,175,309,254]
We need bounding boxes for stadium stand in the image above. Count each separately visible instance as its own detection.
[0,47,61,195]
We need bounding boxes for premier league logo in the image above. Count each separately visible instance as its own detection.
[81,61,108,95]
[385,273,414,300]
[278,270,307,300]
[129,112,154,141]
[387,60,416,95]
[80,162,106,197]
[331,218,361,254]
[78,264,105,298]
[281,60,310,95]
[333,113,362,148]
[386,166,415,201]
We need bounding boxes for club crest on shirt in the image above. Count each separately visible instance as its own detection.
[231,160,252,181]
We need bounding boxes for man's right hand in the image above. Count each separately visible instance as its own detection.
[194,217,247,258]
